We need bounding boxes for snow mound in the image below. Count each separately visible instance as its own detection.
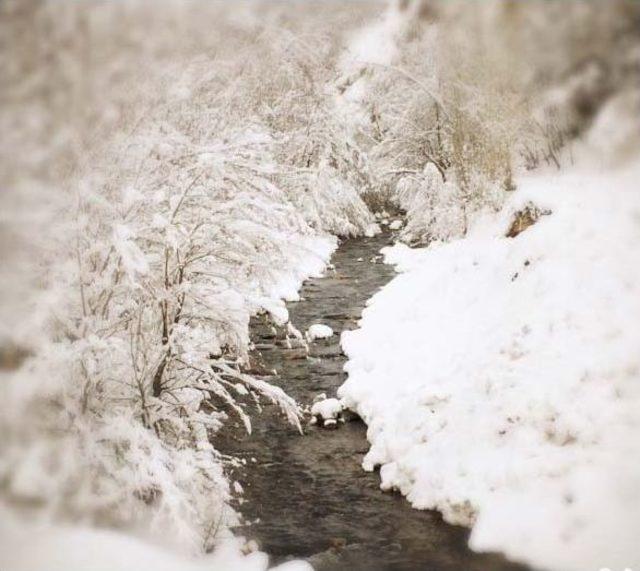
[310,397,344,424]
[0,519,281,571]
[306,324,334,340]
[388,219,403,231]
[364,222,381,237]
[339,159,640,571]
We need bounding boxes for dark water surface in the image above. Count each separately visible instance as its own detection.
[217,229,528,571]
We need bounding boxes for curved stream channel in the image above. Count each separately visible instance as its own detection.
[218,228,528,571]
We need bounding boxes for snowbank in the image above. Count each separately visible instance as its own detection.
[0,519,312,571]
[339,159,640,571]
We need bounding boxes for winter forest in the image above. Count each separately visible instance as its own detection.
[1,1,639,570]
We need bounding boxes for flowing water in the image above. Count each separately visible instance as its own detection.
[217,228,528,571]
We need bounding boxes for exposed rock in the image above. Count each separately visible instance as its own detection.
[506,203,551,238]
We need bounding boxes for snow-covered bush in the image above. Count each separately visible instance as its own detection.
[0,0,378,556]
[395,164,466,244]
[339,0,640,243]
[239,26,378,237]
[337,2,523,242]
[1,80,309,558]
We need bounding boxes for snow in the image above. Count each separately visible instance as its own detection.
[0,520,259,571]
[0,519,313,571]
[112,223,150,277]
[257,298,289,326]
[388,220,403,230]
[335,3,405,135]
[364,222,381,237]
[340,6,403,70]
[306,323,334,340]
[310,397,343,422]
[253,235,337,325]
[270,562,313,571]
[339,158,640,571]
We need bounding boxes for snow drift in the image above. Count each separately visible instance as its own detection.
[0,516,312,571]
[340,151,640,570]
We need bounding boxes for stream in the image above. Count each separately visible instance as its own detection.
[218,227,528,571]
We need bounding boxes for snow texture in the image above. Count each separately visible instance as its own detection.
[310,398,344,422]
[306,324,334,340]
[0,517,312,571]
[0,4,377,557]
[340,158,640,571]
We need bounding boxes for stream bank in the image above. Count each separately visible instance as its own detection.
[218,228,528,571]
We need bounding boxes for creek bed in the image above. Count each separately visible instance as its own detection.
[217,229,527,571]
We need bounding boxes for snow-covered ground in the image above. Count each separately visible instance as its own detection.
[339,153,640,570]
[0,517,311,571]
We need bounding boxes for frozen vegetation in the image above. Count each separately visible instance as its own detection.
[337,3,640,570]
[1,0,639,570]
[0,2,376,568]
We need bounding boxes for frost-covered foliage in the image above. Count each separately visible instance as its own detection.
[339,0,640,243]
[395,164,467,243]
[0,0,377,556]
[240,26,378,237]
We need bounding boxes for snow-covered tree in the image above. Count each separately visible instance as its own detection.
[0,0,378,553]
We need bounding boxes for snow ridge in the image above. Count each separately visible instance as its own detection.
[340,159,640,571]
